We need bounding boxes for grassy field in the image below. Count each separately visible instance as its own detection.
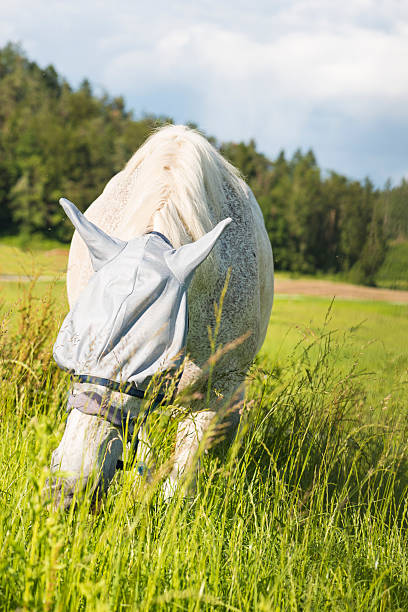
[1,274,408,610]
[263,295,408,410]
[0,239,68,277]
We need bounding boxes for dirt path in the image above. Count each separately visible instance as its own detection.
[275,278,408,303]
[1,273,407,303]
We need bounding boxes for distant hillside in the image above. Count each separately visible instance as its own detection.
[375,241,408,290]
[1,42,407,285]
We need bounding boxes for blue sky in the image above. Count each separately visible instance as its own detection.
[1,0,408,186]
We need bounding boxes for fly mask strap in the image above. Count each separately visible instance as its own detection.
[72,374,166,403]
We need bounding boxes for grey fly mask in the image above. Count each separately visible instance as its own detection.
[53,198,231,426]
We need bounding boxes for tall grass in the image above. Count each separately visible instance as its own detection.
[1,286,408,610]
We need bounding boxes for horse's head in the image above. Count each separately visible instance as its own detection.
[54,198,231,397]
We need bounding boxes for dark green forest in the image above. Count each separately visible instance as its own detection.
[1,43,407,285]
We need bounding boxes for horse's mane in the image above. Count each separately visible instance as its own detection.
[119,124,247,249]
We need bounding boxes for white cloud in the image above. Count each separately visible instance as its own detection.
[104,19,408,109]
[1,0,408,182]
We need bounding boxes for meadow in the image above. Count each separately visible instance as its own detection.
[0,252,408,610]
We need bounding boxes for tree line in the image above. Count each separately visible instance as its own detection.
[1,43,407,284]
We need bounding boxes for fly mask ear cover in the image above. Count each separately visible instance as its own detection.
[59,198,127,272]
[53,198,232,421]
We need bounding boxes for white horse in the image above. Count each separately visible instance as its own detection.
[50,125,273,508]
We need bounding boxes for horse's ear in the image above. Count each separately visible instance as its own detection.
[60,198,126,271]
[167,218,232,284]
